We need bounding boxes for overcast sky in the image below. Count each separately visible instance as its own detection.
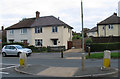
[0,0,119,32]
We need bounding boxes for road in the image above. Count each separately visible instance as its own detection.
[1,52,120,79]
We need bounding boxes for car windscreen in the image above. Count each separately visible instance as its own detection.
[16,46,23,49]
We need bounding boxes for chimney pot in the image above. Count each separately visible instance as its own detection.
[36,11,40,19]
[113,13,117,16]
[58,17,60,20]
[1,26,4,31]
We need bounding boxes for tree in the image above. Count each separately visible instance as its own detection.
[72,32,82,40]
[81,28,90,37]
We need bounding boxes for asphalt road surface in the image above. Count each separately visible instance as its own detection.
[1,52,120,79]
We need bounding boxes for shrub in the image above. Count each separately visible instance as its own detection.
[2,42,25,47]
[85,38,93,44]
[86,52,120,59]
[25,45,47,52]
[90,42,120,52]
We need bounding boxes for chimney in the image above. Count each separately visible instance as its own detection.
[58,17,60,20]
[113,13,117,16]
[1,26,4,31]
[36,11,40,19]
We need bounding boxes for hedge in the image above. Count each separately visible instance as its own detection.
[89,42,120,52]
[2,42,25,47]
[26,45,47,52]
[86,52,120,59]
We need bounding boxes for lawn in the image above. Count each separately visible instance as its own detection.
[86,52,120,59]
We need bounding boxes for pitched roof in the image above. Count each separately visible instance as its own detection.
[97,13,120,25]
[6,16,73,30]
[87,27,97,33]
[6,18,35,30]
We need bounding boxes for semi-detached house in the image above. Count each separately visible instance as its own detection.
[6,11,73,49]
[97,13,120,37]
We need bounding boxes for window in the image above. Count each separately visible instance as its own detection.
[21,28,27,34]
[103,25,105,30]
[10,30,14,35]
[5,46,10,49]
[9,39,14,43]
[35,27,42,33]
[108,25,113,29]
[68,28,70,32]
[35,39,42,46]
[21,40,28,44]
[52,26,58,32]
[10,46,16,49]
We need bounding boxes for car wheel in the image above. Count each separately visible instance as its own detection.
[17,52,21,57]
[2,52,6,57]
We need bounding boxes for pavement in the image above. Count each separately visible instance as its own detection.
[15,64,119,77]
[64,48,83,53]
[14,50,120,77]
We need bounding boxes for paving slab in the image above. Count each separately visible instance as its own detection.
[37,67,79,77]
[15,65,119,77]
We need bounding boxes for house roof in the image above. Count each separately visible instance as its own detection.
[97,13,120,25]
[87,27,97,33]
[6,16,73,30]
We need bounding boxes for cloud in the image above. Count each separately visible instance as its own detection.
[0,0,119,32]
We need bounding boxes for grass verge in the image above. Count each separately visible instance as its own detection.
[86,52,120,59]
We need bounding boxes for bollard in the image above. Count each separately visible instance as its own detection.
[61,49,63,58]
[19,52,27,67]
[88,47,90,56]
[103,50,111,68]
[81,53,85,71]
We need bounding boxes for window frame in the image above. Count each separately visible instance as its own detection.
[21,40,28,44]
[21,28,27,34]
[35,39,43,46]
[9,39,14,43]
[102,25,105,30]
[9,30,14,35]
[108,25,113,29]
[35,27,42,33]
[52,26,58,32]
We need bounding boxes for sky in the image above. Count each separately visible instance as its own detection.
[0,0,119,32]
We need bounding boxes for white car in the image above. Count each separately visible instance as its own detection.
[2,45,32,57]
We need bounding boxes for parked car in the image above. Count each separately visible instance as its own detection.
[2,45,32,57]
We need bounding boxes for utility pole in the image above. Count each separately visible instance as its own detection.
[81,0,84,52]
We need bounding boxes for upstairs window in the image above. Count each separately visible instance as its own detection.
[10,30,14,35]
[21,28,27,34]
[108,25,113,29]
[52,26,58,32]
[68,28,70,32]
[102,25,105,30]
[35,27,42,33]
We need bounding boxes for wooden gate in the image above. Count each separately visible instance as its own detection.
[67,41,72,49]
[72,39,82,48]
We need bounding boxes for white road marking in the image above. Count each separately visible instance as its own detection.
[0,72,9,75]
[0,66,16,70]
[0,63,18,65]
[0,63,19,75]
